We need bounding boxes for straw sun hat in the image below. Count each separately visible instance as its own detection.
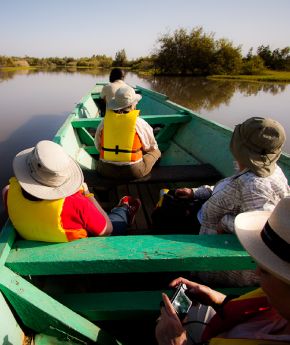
[235,196,290,285]
[230,117,286,177]
[108,86,142,110]
[13,140,84,200]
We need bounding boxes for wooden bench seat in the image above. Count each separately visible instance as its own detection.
[83,163,222,189]
[0,221,257,343]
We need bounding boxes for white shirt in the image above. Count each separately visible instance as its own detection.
[101,80,127,104]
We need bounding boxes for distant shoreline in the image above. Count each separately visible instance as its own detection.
[1,66,290,83]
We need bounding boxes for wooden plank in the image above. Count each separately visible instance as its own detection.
[0,267,110,343]
[0,220,16,267]
[83,164,222,189]
[0,291,24,345]
[6,235,255,275]
[76,128,94,146]
[56,290,166,320]
[55,287,254,321]
[71,114,191,129]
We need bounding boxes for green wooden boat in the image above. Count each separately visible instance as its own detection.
[1,83,290,345]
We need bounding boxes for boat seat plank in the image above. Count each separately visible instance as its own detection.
[71,114,192,129]
[6,234,255,276]
[56,287,255,321]
[84,163,222,189]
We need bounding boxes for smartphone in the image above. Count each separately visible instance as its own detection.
[170,283,192,320]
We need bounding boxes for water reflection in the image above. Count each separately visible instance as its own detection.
[149,76,287,112]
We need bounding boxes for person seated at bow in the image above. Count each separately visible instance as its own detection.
[3,140,140,242]
[156,196,290,345]
[101,67,127,106]
[95,85,161,179]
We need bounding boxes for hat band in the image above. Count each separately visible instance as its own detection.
[27,154,69,187]
[261,221,290,262]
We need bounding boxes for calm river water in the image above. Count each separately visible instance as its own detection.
[0,68,290,219]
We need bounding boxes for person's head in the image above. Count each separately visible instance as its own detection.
[230,117,286,177]
[235,197,290,319]
[13,140,84,200]
[108,86,142,113]
[109,68,125,83]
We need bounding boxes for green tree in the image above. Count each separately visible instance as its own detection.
[113,49,127,67]
[154,27,242,75]
[241,55,265,75]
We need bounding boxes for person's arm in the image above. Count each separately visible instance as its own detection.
[169,277,227,308]
[175,185,213,200]
[94,120,104,152]
[2,184,9,212]
[82,183,113,236]
[135,117,158,151]
[220,178,278,234]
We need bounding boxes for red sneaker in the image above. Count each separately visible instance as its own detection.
[118,196,141,226]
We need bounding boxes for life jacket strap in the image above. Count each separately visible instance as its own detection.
[101,145,142,155]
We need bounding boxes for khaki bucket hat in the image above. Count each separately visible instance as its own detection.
[230,117,286,177]
[108,86,142,110]
[235,196,290,284]
[13,140,84,200]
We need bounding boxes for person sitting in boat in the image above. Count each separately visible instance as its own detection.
[3,140,141,242]
[101,68,127,105]
[95,85,161,179]
[156,196,290,345]
[175,117,289,235]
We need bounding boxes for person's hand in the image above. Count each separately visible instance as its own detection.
[155,293,187,345]
[175,188,194,199]
[169,277,226,307]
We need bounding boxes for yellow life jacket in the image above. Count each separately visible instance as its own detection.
[7,177,87,242]
[101,109,142,162]
[205,289,289,345]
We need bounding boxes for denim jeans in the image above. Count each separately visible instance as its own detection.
[108,205,129,235]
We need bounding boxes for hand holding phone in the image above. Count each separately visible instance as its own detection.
[170,283,192,320]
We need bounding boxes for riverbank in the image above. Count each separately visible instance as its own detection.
[209,70,290,83]
[1,66,290,83]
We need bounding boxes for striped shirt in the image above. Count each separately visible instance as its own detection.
[197,165,290,235]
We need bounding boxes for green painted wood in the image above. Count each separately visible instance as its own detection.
[155,123,183,143]
[71,114,191,129]
[0,266,118,344]
[6,235,255,276]
[0,291,23,345]
[76,128,94,146]
[57,290,164,321]
[0,220,16,267]
[55,286,254,321]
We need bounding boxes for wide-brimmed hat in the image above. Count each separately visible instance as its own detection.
[13,140,84,200]
[230,117,286,177]
[235,196,290,284]
[108,86,142,110]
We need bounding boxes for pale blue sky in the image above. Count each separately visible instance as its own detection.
[1,0,289,59]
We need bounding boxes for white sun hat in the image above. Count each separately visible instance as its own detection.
[235,196,290,284]
[13,140,84,200]
[108,86,142,110]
